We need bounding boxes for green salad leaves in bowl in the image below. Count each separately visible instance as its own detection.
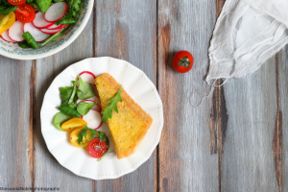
[0,0,94,60]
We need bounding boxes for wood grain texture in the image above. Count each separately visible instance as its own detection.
[158,1,218,191]
[32,17,94,191]
[273,110,283,192]
[211,1,227,192]
[273,54,283,192]
[94,1,157,191]
[221,59,279,192]
[275,48,288,192]
[0,58,32,188]
[1,0,288,191]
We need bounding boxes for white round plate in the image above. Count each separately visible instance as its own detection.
[41,57,164,180]
[0,0,94,60]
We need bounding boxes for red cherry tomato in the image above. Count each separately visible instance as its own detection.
[86,137,109,159]
[172,50,194,73]
[15,4,36,23]
[7,0,26,6]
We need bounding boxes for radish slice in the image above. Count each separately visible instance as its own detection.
[94,121,103,130]
[1,31,15,42]
[24,23,50,42]
[83,110,103,129]
[79,71,96,83]
[47,23,66,30]
[8,21,24,42]
[44,2,68,22]
[32,12,54,29]
[40,27,62,34]
[78,99,102,112]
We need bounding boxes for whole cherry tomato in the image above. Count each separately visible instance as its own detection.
[172,50,194,73]
[86,132,109,158]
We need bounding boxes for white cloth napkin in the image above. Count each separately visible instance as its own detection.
[206,0,288,81]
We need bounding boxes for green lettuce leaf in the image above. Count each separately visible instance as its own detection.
[76,77,95,100]
[52,112,70,129]
[59,86,73,104]
[58,104,81,117]
[77,102,95,116]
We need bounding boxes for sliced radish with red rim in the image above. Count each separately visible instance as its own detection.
[1,31,15,42]
[8,21,24,42]
[47,23,66,30]
[40,27,62,35]
[78,99,102,113]
[82,110,103,130]
[32,12,54,29]
[44,2,68,22]
[79,71,96,84]
[24,23,50,42]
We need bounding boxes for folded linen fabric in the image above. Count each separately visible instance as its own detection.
[207,0,288,81]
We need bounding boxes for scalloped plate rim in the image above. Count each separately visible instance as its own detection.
[40,57,164,180]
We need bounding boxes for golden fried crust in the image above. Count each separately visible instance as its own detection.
[95,73,152,158]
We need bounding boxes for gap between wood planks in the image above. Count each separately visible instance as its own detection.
[28,61,36,192]
[211,1,284,192]
[156,0,160,192]
[209,1,227,192]
[273,55,283,192]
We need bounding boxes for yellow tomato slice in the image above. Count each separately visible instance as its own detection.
[61,118,87,131]
[0,12,16,35]
[69,127,93,148]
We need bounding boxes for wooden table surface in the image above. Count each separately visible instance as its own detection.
[0,0,287,192]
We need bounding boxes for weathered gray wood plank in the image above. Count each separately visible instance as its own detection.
[221,58,279,192]
[2,0,288,191]
[0,59,32,188]
[158,0,218,191]
[33,17,94,191]
[275,47,287,192]
[94,0,157,191]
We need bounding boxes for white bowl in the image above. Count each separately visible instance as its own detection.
[0,0,94,60]
[41,57,164,180]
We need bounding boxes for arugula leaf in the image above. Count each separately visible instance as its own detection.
[77,127,87,144]
[52,112,70,129]
[57,0,81,24]
[0,6,16,15]
[59,86,73,104]
[56,16,76,25]
[40,29,66,46]
[18,42,30,49]
[69,0,81,17]
[98,131,108,143]
[36,0,52,12]
[19,29,67,49]
[77,102,95,116]
[22,32,39,49]
[102,89,122,122]
[76,77,95,100]
[58,104,81,117]
[77,127,97,144]
[0,0,16,15]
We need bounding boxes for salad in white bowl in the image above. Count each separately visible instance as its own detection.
[0,0,93,60]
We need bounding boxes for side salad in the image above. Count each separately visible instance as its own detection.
[0,0,82,49]
[52,72,115,159]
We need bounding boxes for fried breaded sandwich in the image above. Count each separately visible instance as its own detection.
[95,73,152,158]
